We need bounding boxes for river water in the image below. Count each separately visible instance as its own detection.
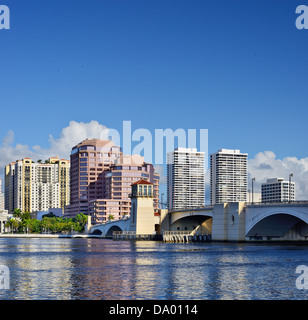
[0,238,308,300]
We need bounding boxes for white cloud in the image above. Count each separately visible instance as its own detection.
[35,120,109,160]
[248,151,308,200]
[0,121,109,179]
[1,130,14,146]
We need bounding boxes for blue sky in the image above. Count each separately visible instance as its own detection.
[1,0,308,197]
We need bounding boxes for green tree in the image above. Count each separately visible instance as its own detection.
[73,222,83,232]
[22,219,31,233]
[108,214,115,221]
[4,220,13,233]
[13,208,22,218]
[75,213,87,224]
[21,212,31,221]
[41,218,53,234]
[29,219,41,233]
[54,221,64,233]
[10,219,20,233]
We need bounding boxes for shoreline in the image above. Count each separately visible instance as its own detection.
[0,233,103,239]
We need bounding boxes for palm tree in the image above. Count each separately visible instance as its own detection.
[76,213,87,225]
[8,218,20,233]
[22,219,31,234]
[4,220,13,233]
[13,208,22,218]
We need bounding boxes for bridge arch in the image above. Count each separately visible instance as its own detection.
[171,214,212,234]
[91,229,103,236]
[246,208,308,238]
[105,225,122,237]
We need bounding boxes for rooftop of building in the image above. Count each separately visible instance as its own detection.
[172,147,204,154]
[263,178,295,184]
[131,179,154,186]
[211,149,248,156]
[6,157,69,166]
[72,138,118,150]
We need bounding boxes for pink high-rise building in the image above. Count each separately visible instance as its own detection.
[64,139,122,218]
[89,154,160,224]
[65,139,160,225]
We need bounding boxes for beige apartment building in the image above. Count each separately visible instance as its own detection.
[5,157,70,213]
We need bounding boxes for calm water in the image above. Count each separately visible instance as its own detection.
[0,238,308,300]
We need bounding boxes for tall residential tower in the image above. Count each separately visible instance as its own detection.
[64,139,122,218]
[64,139,160,224]
[210,149,248,205]
[167,148,205,210]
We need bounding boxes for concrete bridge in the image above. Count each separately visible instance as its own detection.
[166,201,308,241]
[89,201,308,242]
[90,216,131,237]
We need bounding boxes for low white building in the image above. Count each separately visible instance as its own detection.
[261,178,295,203]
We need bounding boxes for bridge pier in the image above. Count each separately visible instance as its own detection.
[211,202,246,241]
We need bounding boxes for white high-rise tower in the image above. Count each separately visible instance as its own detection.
[210,149,248,205]
[167,148,205,210]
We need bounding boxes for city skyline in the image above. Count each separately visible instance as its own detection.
[2,0,308,304]
[1,129,307,202]
[0,1,308,200]
[2,139,303,215]
[1,132,307,202]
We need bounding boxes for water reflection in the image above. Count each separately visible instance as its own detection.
[0,239,308,300]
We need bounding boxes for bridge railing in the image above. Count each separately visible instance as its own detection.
[168,206,213,213]
[246,200,308,206]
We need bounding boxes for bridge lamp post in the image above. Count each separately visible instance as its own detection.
[252,178,256,205]
[289,173,293,203]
